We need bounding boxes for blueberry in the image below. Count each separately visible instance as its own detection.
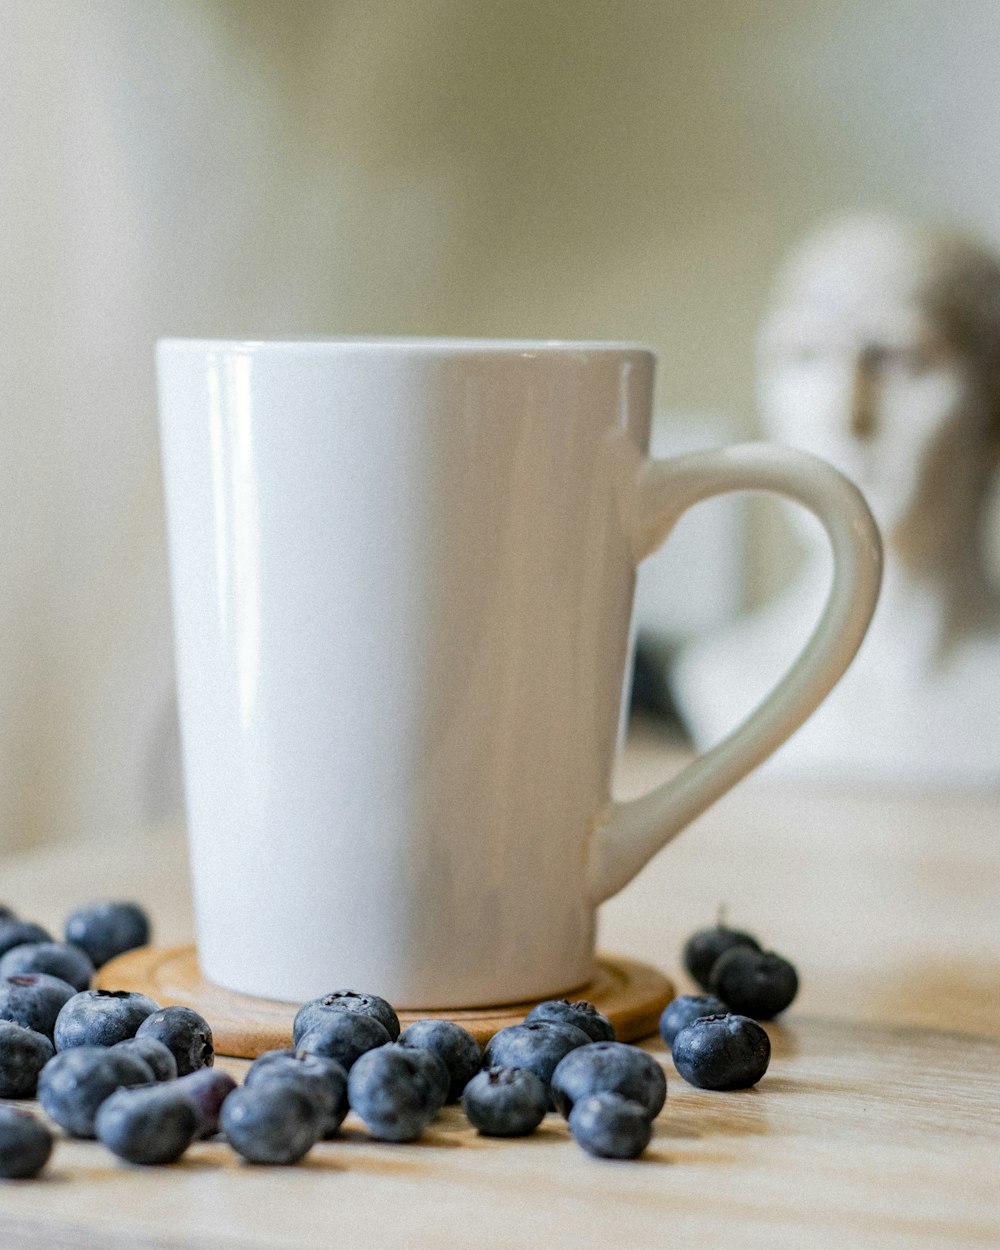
[658,994,728,1047]
[347,1043,442,1142]
[247,1047,296,1069]
[37,1045,155,1137]
[64,901,151,969]
[568,1092,652,1159]
[0,1107,53,1178]
[111,1036,178,1082]
[221,1081,324,1165]
[0,973,77,1039]
[0,921,53,960]
[172,1068,237,1137]
[524,999,616,1043]
[461,1067,548,1137]
[709,947,798,1019]
[397,1019,482,1102]
[0,1020,55,1098]
[54,989,160,1050]
[247,1051,348,1138]
[0,905,17,925]
[683,924,761,991]
[95,1083,200,1165]
[393,1036,450,1112]
[550,1041,667,1119]
[481,1022,591,1105]
[0,941,95,992]
[296,1011,391,1071]
[135,1005,213,1076]
[671,1013,771,1089]
[292,990,400,1045]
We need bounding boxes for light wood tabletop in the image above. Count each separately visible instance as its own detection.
[1,714,998,1249]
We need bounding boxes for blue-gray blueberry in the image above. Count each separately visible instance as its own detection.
[0,1107,53,1178]
[481,1022,591,1105]
[658,994,729,1047]
[393,1036,449,1112]
[709,947,799,1019]
[397,1019,481,1102]
[461,1067,548,1137]
[173,1068,237,1137]
[111,1036,178,1082]
[95,1083,200,1165]
[0,921,53,960]
[568,1092,652,1159]
[54,989,160,1050]
[292,990,400,1045]
[247,1050,348,1137]
[347,1043,442,1142]
[550,1041,666,1120]
[0,1020,55,1098]
[246,1048,294,1070]
[37,1045,155,1137]
[0,973,77,1039]
[296,1010,391,1071]
[0,941,95,992]
[64,901,151,969]
[221,1081,323,1165]
[136,1005,213,1076]
[524,1000,616,1043]
[683,923,761,991]
[671,1013,771,1090]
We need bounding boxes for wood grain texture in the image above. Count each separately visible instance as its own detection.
[95,945,675,1052]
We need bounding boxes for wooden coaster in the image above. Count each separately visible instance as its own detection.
[96,945,674,1057]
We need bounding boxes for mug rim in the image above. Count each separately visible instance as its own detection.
[156,335,656,357]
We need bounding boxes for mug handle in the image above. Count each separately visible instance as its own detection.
[587,442,882,903]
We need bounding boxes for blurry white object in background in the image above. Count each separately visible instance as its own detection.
[671,214,1000,787]
[632,416,746,641]
[630,415,746,721]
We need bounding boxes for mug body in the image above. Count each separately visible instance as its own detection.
[156,338,654,1006]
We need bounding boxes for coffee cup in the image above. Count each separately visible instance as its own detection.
[156,338,881,1007]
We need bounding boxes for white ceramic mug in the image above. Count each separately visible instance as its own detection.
[156,338,881,1007]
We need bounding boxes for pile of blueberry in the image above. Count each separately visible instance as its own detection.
[658,920,798,1091]
[0,899,229,1175]
[0,899,799,1178]
[220,993,666,1163]
[0,897,664,1171]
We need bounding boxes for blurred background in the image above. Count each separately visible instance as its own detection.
[3,0,1000,853]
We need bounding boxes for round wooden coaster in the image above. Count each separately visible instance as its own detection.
[97,945,675,1057]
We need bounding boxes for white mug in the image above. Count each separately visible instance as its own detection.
[156,338,881,1007]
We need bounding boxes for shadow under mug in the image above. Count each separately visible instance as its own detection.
[156,338,882,1008]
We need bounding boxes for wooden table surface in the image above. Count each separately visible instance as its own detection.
[2,714,998,1249]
